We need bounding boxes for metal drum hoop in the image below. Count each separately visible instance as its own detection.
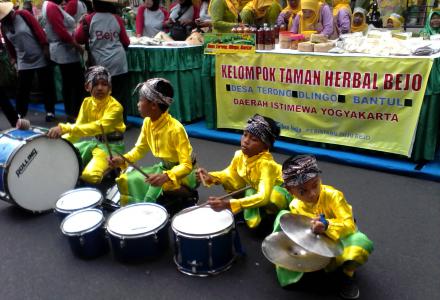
[106,202,169,239]
[60,208,105,237]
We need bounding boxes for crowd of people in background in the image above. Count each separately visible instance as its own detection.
[1,0,439,128]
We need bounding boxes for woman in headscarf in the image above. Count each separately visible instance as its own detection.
[331,0,351,38]
[289,0,333,37]
[419,10,440,37]
[385,12,403,30]
[276,0,300,30]
[240,0,282,26]
[350,7,368,34]
[208,0,240,33]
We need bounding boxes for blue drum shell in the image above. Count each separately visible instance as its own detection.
[65,226,109,259]
[173,230,235,276]
[108,223,169,263]
[61,209,109,259]
[54,205,103,223]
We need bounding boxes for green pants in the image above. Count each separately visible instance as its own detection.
[273,210,374,287]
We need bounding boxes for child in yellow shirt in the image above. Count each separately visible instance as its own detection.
[197,114,290,233]
[273,155,373,299]
[47,66,126,185]
[108,78,196,205]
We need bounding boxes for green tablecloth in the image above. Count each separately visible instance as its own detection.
[203,54,440,162]
[126,46,205,123]
[412,57,440,161]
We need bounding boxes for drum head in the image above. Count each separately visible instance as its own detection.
[56,188,103,212]
[6,136,80,212]
[172,207,234,236]
[61,209,104,235]
[107,203,168,237]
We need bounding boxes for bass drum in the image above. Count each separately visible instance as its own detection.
[0,128,81,212]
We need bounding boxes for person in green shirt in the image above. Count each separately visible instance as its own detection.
[240,0,282,26]
[209,0,241,32]
[419,10,440,37]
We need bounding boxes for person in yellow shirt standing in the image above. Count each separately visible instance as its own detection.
[272,155,373,299]
[47,66,126,185]
[197,114,289,235]
[108,78,197,206]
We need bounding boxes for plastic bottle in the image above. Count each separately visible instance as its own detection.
[264,24,272,50]
[257,26,265,50]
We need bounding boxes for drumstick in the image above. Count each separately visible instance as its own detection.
[186,186,252,212]
[113,150,150,179]
[217,186,252,200]
[194,162,208,187]
[100,124,113,159]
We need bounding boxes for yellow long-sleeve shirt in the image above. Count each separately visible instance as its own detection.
[59,95,126,143]
[123,111,193,188]
[289,184,356,241]
[210,150,283,214]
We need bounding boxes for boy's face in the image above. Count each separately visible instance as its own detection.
[286,176,321,204]
[240,130,268,157]
[89,79,110,100]
[137,96,156,118]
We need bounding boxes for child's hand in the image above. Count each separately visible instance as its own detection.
[147,173,170,186]
[108,156,124,168]
[47,126,62,139]
[311,218,326,234]
[208,196,231,211]
[196,168,213,186]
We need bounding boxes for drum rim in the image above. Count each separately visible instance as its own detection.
[171,206,235,237]
[60,208,105,236]
[55,187,103,213]
[2,133,82,213]
[106,202,169,239]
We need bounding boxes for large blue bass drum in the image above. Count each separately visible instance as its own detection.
[0,128,81,212]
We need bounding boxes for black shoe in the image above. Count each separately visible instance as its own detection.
[339,273,360,299]
[45,112,55,122]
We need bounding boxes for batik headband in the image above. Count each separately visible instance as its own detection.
[282,155,322,187]
[134,78,173,106]
[85,66,111,87]
[245,114,277,147]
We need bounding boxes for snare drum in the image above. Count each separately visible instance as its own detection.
[0,128,81,212]
[106,203,169,262]
[60,208,109,259]
[55,188,103,221]
[171,207,236,276]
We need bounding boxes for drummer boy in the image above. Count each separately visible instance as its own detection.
[47,66,126,185]
[108,78,197,205]
[197,114,290,234]
[273,155,373,299]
